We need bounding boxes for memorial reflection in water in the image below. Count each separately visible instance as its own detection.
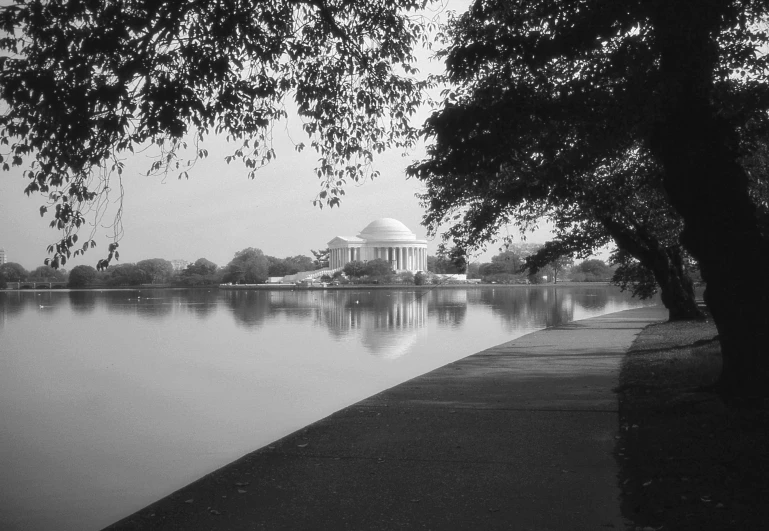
[0,286,657,531]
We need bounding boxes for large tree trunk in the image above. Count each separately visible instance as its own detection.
[599,217,702,321]
[651,247,702,322]
[651,1,769,397]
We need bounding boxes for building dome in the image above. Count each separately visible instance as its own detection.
[358,218,416,241]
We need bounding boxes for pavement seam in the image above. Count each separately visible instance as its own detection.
[260,453,597,467]
[353,405,619,413]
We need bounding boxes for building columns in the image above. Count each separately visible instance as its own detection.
[331,244,426,272]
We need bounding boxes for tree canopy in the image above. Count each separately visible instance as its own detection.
[68,264,97,287]
[104,263,147,285]
[342,259,366,278]
[136,258,173,283]
[311,248,330,269]
[363,258,392,277]
[185,258,219,277]
[28,264,67,281]
[223,247,269,284]
[0,262,28,282]
[0,0,431,268]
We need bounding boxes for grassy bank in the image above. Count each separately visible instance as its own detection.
[616,312,769,530]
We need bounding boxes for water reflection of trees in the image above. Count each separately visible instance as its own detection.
[170,289,219,319]
[0,291,64,323]
[0,291,31,321]
[571,287,610,310]
[68,291,97,314]
[426,289,468,327]
[471,286,622,329]
[102,290,174,319]
[473,287,576,329]
[223,290,272,327]
[101,289,219,321]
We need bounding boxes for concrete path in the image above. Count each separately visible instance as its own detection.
[105,306,667,531]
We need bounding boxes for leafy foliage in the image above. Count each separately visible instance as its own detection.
[267,254,315,276]
[427,243,466,273]
[363,258,392,277]
[223,247,269,284]
[136,258,173,283]
[610,250,660,300]
[311,248,330,269]
[174,257,221,285]
[68,265,97,287]
[28,264,67,281]
[0,262,29,282]
[571,259,613,282]
[342,259,366,278]
[184,258,219,277]
[408,0,769,260]
[105,263,148,286]
[0,0,432,266]
[267,257,296,277]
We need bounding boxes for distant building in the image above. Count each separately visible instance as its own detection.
[0,248,6,264]
[328,218,427,272]
[170,259,190,271]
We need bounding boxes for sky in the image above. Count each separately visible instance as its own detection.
[0,1,565,271]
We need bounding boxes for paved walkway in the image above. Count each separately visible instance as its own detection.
[105,306,667,531]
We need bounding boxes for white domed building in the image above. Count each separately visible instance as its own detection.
[328,218,428,272]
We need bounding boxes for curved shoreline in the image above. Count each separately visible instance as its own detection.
[104,305,667,530]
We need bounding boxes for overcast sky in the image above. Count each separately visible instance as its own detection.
[0,0,563,271]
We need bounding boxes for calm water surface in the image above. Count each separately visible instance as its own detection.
[0,286,658,530]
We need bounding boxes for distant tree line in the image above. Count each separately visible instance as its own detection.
[0,248,332,288]
[458,246,614,285]
[1,244,655,290]
[429,242,696,296]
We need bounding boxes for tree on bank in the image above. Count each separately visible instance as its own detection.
[28,265,67,282]
[571,260,613,282]
[548,256,573,284]
[184,258,219,277]
[286,255,315,273]
[311,249,330,270]
[68,265,97,287]
[409,1,769,397]
[136,258,174,284]
[427,244,466,274]
[363,258,393,277]
[178,258,221,285]
[519,157,703,321]
[223,248,269,284]
[342,260,366,278]
[105,263,147,286]
[0,262,29,283]
[266,256,296,277]
[266,255,315,276]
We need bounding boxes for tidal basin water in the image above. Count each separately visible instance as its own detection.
[0,286,658,530]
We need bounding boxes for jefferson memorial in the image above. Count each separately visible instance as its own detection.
[328,218,428,272]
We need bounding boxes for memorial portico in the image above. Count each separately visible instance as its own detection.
[328,218,428,272]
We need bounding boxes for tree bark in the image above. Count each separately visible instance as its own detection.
[600,216,702,321]
[652,247,702,322]
[651,1,769,397]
